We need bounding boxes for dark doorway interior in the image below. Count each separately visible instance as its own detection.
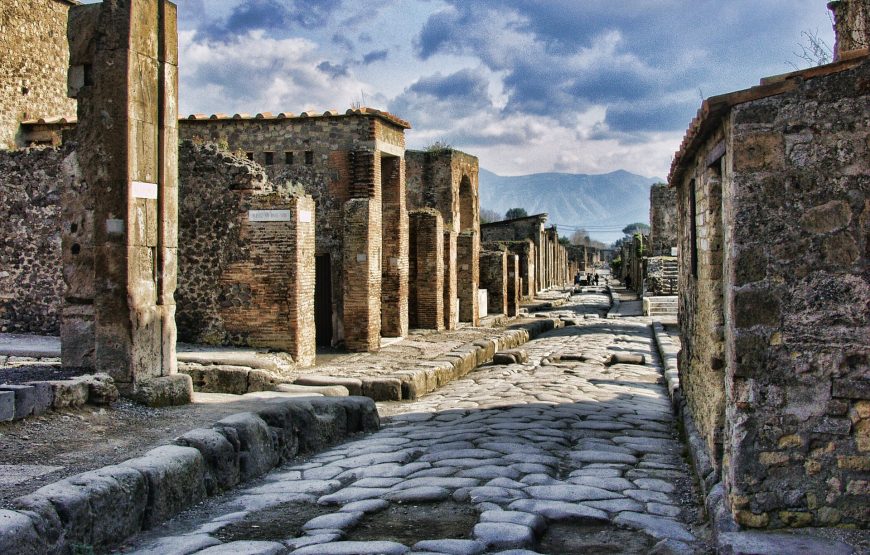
[314,254,333,346]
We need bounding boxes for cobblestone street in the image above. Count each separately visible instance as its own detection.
[123,291,707,555]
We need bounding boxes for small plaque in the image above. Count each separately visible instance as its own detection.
[106,219,124,234]
[299,210,312,223]
[356,253,367,262]
[132,181,158,199]
[249,209,292,222]
[671,247,678,256]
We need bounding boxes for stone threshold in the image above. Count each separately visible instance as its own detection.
[0,395,379,554]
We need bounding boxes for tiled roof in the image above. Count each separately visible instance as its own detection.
[668,48,868,185]
[183,107,412,129]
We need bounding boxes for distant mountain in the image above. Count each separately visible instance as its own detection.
[479,168,663,245]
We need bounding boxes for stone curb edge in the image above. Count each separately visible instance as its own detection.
[0,395,379,554]
[293,318,564,402]
[0,373,119,422]
[649,322,740,549]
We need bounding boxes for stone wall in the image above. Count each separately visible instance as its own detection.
[721,59,870,528]
[408,209,444,330]
[177,142,315,366]
[179,111,409,350]
[673,55,870,528]
[649,183,677,257]
[480,251,507,316]
[483,240,535,299]
[0,0,77,149]
[0,146,68,334]
[481,215,546,293]
[829,0,870,59]
[675,125,727,474]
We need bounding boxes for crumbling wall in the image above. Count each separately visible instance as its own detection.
[0,0,77,149]
[177,142,316,365]
[722,59,870,528]
[0,146,68,334]
[829,0,870,59]
[650,183,678,257]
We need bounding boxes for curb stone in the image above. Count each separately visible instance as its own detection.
[0,395,379,553]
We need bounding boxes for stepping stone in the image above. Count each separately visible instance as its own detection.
[196,541,286,555]
[384,486,450,502]
[480,510,547,534]
[613,512,695,542]
[412,539,486,555]
[473,522,535,550]
[291,541,410,554]
[302,511,364,532]
[569,451,638,464]
[525,484,622,502]
[508,499,608,522]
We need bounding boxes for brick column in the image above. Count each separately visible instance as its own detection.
[457,230,479,325]
[63,0,191,405]
[443,230,458,329]
[409,209,444,330]
[480,251,507,316]
[342,198,381,351]
[380,154,408,338]
[507,254,520,317]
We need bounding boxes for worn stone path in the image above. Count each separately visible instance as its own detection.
[123,291,708,555]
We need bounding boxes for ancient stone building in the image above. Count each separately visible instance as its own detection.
[405,149,480,328]
[649,183,677,257]
[482,240,536,300]
[0,0,78,149]
[60,0,191,405]
[481,214,570,293]
[178,110,410,351]
[177,142,316,366]
[670,44,869,527]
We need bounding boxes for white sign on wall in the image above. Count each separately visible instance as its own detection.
[299,210,312,223]
[132,181,158,199]
[249,209,293,222]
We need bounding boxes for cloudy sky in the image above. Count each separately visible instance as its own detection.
[127,1,835,178]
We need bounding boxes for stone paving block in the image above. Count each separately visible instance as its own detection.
[717,531,854,555]
[130,533,223,555]
[292,540,410,554]
[212,412,278,481]
[174,428,240,494]
[508,499,608,522]
[302,511,363,532]
[195,540,286,555]
[0,384,37,419]
[480,510,547,534]
[295,376,363,396]
[473,522,535,550]
[361,378,402,401]
[613,511,694,542]
[413,538,486,555]
[0,391,14,422]
[0,509,45,555]
[120,446,207,529]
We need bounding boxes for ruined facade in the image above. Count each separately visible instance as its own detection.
[829,0,870,58]
[408,209,444,330]
[649,183,678,257]
[671,48,870,527]
[0,0,78,150]
[479,250,507,317]
[177,142,316,365]
[482,240,536,300]
[405,149,480,328]
[178,110,410,351]
[481,214,569,293]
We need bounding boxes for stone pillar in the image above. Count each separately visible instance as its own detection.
[409,209,444,330]
[480,251,507,316]
[343,198,381,351]
[828,0,870,60]
[457,230,479,325]
[443,230,458,329]
[507,254,520,317]
[380,153,408,338]
[63,0,191,405]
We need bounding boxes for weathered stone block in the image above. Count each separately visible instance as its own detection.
[64,465,148,546]
[0,510,45,555]
[127,374,193,407]
[212,413,278,481]
[0,391,15,422]
[361,378,402,401]
[174,428,240,494]
[49,379,89,409]
[120,445,206,530]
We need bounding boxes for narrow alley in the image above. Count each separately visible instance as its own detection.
[123,290,707,555]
